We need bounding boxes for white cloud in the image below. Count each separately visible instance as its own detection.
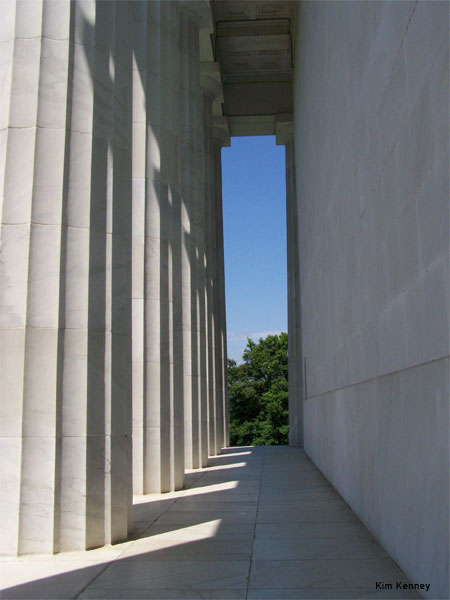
[227,330,283,342]
[226,332,248,343]
[249,330,284,340]
[226,330,285,363]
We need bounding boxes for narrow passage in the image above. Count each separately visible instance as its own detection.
[1,448,420,599]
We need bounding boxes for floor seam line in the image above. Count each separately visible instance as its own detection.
[90,464,212,579]
[72,561,114,600]
[245,446,265,600]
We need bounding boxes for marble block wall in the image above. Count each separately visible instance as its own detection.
[293,2,449,597]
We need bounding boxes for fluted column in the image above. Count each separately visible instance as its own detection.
[132,0,167,494]
[179,9,205,470]
[213,124,230,449]
[193,91,209,468]
[0,0,133,554]
[201,87,215,456]
[131,1,145,495]
[276,117,303,447]
[200,69,224,457]
[165,0,185,492]
[196,114,209,468]
[0,0,70,555]
[102,0,133,545]
[132,0,185,494]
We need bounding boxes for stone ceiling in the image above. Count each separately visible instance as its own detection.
[211,0,296,136]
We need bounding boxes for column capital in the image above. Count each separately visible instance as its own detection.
[275,114,295,146]
[200,62,223,102]
[179,0,213,31]
[213,116,231,147]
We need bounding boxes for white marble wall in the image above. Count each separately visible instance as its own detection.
[293,1,449,597]
[0,0,133,554]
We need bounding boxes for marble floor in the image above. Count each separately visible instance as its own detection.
[0,447,421,600]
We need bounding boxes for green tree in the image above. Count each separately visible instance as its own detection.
[228,332,288,446]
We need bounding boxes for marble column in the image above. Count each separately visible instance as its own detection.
[132,0,186,494]
[194,92,209,469]
[132,0,170,494]
[213,125,230,449]
[196,122,209,468]
[202,88,215,457]
[132,0,214,491]
[276,117,303,447]
[200,71,224,457]
[164,0,185,493]
[179,10,205,470]
[175,8,215,472]
[131,0,146,496]
[0,0,133,554]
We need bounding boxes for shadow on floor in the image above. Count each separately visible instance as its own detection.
[0,446,422,600]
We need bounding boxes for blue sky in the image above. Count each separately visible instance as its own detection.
[221,136,287,363]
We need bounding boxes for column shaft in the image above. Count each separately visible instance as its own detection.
[197,97,209,467]
[189,34,208,469]
[131,0,147,496]
[202,90,217,456]
[135,0,185,493]
[212,139,225,453]
[165,1,185,491]
[213,137,229,448]
[285,139,303,447]
[141,0,167,494]
[180,13,203,470]
[0,0,133,554]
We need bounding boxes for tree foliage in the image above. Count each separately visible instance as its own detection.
[228,332,288,446]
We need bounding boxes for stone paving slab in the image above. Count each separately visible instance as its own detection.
[0,447,421,600]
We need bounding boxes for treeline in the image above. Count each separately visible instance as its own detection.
[228,332,288,446]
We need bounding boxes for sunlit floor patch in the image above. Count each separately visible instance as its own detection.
[187,461,248,472]
[210,450,253,458]
[117,520,224,558]
[0,447,420,600]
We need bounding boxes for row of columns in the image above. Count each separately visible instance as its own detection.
[0,0,228,555]
[131,0,228,494]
